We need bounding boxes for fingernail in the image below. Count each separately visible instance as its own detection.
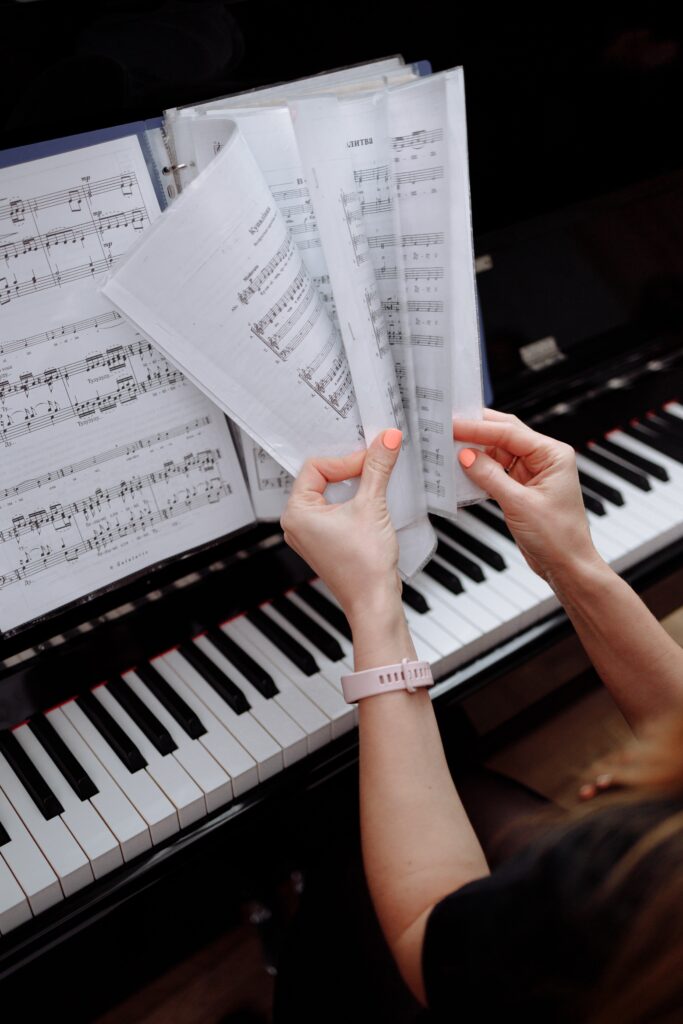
[595,773,613,789]
[459,448,476,468]
[383,428,403,451]
[578,785,595,800]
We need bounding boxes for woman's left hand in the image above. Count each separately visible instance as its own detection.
[280,428,403,626]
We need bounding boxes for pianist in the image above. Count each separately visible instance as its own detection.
[275,409,683,1023]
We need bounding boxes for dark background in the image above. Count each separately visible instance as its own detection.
[2,1,683,236]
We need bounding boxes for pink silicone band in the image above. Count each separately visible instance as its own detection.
[341,659,433,703]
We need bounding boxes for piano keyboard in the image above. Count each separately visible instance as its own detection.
[2,400,683,935]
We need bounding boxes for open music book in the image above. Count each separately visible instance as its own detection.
[0,57,482,637]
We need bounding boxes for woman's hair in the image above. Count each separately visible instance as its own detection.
[532,712,683,1023]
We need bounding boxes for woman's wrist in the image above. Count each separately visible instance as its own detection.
[347,586,417,672]
[546,550,615,609]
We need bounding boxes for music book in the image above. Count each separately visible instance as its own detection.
[0,57,482,638]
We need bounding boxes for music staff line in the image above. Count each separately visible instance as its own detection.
[0,482,232,591]
[0,364,181,445]
[0,207,147,265]
[369,231,445,250]
[0,254,120,306]
[0,416,213,500]
[238,236,295,305]
[0,338,154,400]
[0,310,123,359]
[391,128,444,151]
[1,450,222,542]
[0,171,141,224]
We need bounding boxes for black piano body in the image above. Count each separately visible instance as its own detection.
[0,154,682,1017]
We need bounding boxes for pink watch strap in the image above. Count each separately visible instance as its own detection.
[341,659,433,703]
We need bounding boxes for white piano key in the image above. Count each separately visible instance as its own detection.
[93,687,206,830]
[162,649,283,782]
[124,670,233,813]
[258,604,357,736]
[310,579,442,663]
[149,655,259,797]
[0,788,61,916]
[664,401,683,421]
[224,618,333,751]
[194,635,309,764]
[455,514,549,595]
[0,750,93,897]
[46,708,151,863]
[412,573,484,646]
[435,532,538,617]
[227,614,348,745]
[61,700,178,846]
[0,853,32,934]
[576,453,675,533]
[604,429,683,488]
[14,725,123,880]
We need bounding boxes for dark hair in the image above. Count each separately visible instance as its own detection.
[528,712,683,1023]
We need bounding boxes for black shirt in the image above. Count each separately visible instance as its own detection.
[422,798,677,1022]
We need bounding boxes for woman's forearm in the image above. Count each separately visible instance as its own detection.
[350,591,489,1003]
[550,555,683,732]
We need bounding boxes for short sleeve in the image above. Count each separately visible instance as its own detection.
[421,842,601,1023]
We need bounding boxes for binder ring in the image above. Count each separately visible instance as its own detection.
[162,162,194,175]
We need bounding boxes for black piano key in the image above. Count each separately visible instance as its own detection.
[206,627,278,698]
[435,518,507,572]
[581,489,606,516]
[653,409,683,437]
[466,504,515,542]
[435,538,485,582]
[134,663,207,740]
[0,818,9,847]
[577,470,624,506]
[0,730,64,820]
[401,582,430,614]
[424,560,464,594]
[632,420,683,464]
[271,596,344,662]
[28,714,98,801]
[582,447,651,491]
[247,608,319,677]
[597,438,669,481]
[296,583,353,641]
[76,692,147,773]
[179,643,251,715]
[107,677,177,756]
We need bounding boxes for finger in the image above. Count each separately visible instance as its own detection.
[483,408,517,422]
[453,417,550,462]
[578,783,597,801]
[458,448,524,505]
[290,449,366,498]
[357,428,402,501]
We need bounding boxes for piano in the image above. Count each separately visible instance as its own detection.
[3,61,683,1024]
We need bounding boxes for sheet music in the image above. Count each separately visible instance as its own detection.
[0,137,253,634]
[102,125,366,486]
[291,97,432,560]
[237,427,292,520]
[388,71,484,507]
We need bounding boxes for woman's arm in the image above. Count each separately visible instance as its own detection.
[454,410,683,732]
[281,432,488,1004]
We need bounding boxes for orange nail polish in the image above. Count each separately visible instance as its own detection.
[459,448,476,468]
[383,428,402,451]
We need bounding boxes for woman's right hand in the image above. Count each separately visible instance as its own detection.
[453,409,602,585]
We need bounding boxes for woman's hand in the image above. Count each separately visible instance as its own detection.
[280,428,403,625]
[453,409,601,585]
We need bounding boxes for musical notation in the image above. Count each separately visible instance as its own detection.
[354,165,390,185]
[418,417,444,433]
[406,299,444,313]
[0,169,152,307]
[391,128,444,151]
[0,341,180,445]
[341,190,369,268]
[395,166,444,188]
[404,267,445,281]
[0,417,211,501]
[238,236,296,305]
[411,334,444,348]
[421,449,444,467]
[369,231,444,250]
[299,329,357,419]
[0,310,122,358]
[365,286,390,359]
[416,385,444,402]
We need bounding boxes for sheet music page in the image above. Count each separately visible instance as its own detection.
[102,124,366,482]
[237,427,292,521]
[290,97,431,547]
[0,137,253,635]
[190,109,433,569]
[388,70,484,507]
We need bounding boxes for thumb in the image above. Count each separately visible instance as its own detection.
[458,447,522,507]
[357,428,403,501]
